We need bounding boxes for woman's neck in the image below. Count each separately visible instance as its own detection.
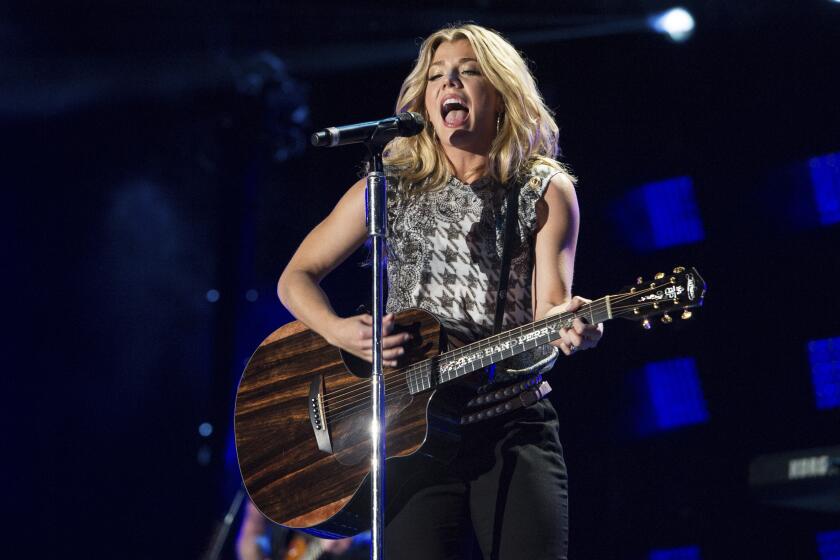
[443,145,491,184]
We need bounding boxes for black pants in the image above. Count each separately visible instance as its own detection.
[384,399,569,560]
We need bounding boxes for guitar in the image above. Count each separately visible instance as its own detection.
[284,532,369,560]
[234,267,706,537]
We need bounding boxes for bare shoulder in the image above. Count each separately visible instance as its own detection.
[316,177,368,235]
[538,171,579,223]
[546,171,576,201]
[334,177,367,211]
[283,178,369,278]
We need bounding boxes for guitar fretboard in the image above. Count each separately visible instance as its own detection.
[405,297,611,394]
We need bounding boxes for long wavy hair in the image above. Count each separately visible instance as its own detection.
[385,24,571,190]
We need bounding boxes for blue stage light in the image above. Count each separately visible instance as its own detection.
[760,151,840,230]
[808,153,840,225]
[645,357,709,430]
[818,530,840,560]
[645,177,704,248]
[649,545,702,560]
[625,358,709,437]
[809,337,840,410]
[649,7,695,42]
[611,176,705,252]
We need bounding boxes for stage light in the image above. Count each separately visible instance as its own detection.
[759,151,840,230]
[611,176,705,252]
[818,530,840,560]
[808,337,840,410]
[199,422,214,437]
[246,289,259,302]
[650,7,695,42]
[625,357,710,437]
[291,105,309,124]
[808,152,840,225]
[206,289,220,303]
[197,444,212,466]
[649,545,701,560]
[645,358,709,430]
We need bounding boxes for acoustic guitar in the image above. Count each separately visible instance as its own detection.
[235,267,705,537]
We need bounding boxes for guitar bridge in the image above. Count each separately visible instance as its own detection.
[309,375,333,453]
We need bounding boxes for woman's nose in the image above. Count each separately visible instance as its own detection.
[444,70,461,87]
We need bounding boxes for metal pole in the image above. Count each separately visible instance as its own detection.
[365,151,387,560]
[202,487,247,560]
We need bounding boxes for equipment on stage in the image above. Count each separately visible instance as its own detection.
[282,532,371,560]
[201,487,247,560]
[749,445,840,512]
[309,112,424,557]
[310,112,424,147]
[234,267,706,536]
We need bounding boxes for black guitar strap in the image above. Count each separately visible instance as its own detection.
[493,184,519,335]
[462,179,553,425]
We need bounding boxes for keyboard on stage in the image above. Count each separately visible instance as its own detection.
[749,445,840,512]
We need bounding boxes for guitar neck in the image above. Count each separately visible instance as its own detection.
[406,296,612,394]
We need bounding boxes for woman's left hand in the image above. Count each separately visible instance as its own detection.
[547,296,604,356]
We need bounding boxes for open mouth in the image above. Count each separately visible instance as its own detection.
[441,97,469,127]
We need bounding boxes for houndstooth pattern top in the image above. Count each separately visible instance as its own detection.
[384,163,562,382]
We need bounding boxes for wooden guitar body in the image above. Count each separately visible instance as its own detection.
[234,308,475,537]
[234,267,706,538]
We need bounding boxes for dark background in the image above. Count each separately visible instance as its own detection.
[4,1,839,558]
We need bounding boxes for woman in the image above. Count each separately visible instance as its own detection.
[278,23,603,560]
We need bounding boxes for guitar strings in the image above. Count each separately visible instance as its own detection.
[321,282,676,420]
[322,283,677,421]
[320,282,683,420]
[324,287,634,409]
[322,296,611,409]
[325,305,662,422]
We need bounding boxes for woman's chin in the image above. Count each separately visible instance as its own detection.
[445,129,494,152]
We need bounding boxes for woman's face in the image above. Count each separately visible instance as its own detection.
[423,39,502,153]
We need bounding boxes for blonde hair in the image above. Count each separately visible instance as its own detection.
[385,23,571,190]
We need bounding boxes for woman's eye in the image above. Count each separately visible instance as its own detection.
[462,69,480,75]
[427,74,442,81]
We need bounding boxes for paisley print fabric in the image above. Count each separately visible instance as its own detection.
[385,164,562,381]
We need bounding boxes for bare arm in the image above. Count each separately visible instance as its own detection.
[278,178,410,365]
[278,178,368,337]
[532,172,603,355]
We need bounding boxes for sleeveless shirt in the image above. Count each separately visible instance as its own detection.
[384,163,562,382]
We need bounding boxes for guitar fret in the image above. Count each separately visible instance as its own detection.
[405,286,699,395]
[422,315,583,391]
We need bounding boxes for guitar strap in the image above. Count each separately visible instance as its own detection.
[461,179,552,425]
[493,183,519,336]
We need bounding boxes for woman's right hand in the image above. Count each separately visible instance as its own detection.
[327,313,411,367]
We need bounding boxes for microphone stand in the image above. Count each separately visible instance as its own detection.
[201,486,246,560]
[365,127,390,560]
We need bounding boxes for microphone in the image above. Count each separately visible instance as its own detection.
[310,112,425,148]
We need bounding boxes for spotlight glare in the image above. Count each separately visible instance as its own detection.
[650,7,695,42]
[198,422,214,437]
